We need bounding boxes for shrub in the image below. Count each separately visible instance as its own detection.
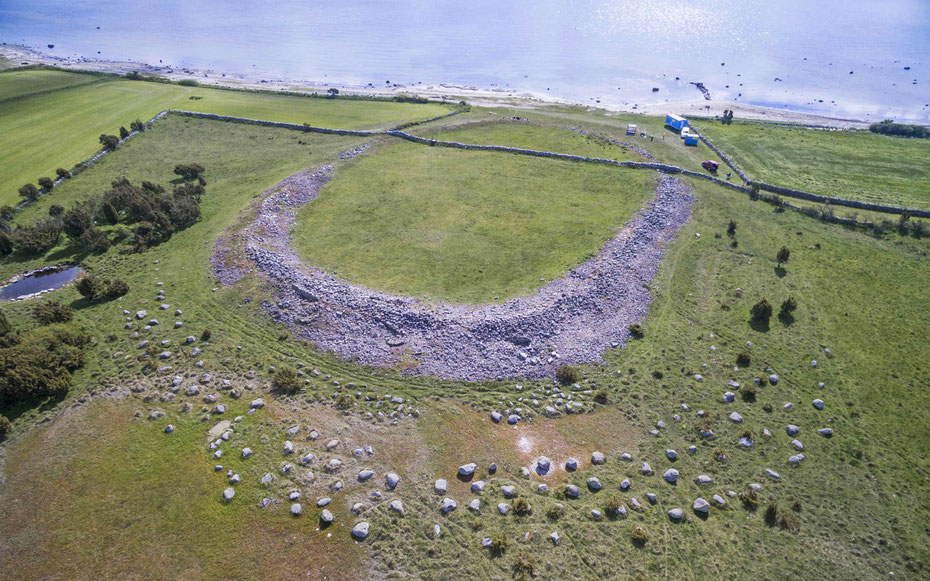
[75,275,106,301]
[486,531,509,557]
[780,297,798,317]
[201,329,212,341]
[0,206,14,221]
[0,324,91,403]
[652,369,664,379]
[119,126,130,139]
[627,323,644,339]
[778,510,801,532]
[79,227,111,253]
[129,119,145,133]
[38,177,54,191]
[327,87,339,97]
[750,299,773,323]
[605,498,623,516]
[99,134,120,150]
[18,183,39,201]
[726,219,737,237]
[555,365,578,385]
[512,553,537,580]
[512,497,530,515]
[102,202,120,225]
[776,246,790,266]
[545,504,564,520]
[741,383,758,402]
[0,232,10,256]
[869,119,930,139]
[272,365,300,393]
[63,205,94,242]
[173,163,206,183]
[10,218,62,254]
[105,278,130,298]
[0,309,10,337]
[593,389,608,404]
[631,526,649,545]
[0,414,10,440]
[56,167,71,180]
[736,352,751,367]
[177,78,199,87]
[48,204,64,218]
[740,488,760,509]
[34,301,73,325]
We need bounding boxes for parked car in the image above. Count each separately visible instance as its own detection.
[702,160,720,172]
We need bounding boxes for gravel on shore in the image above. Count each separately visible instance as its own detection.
[213,149,693,380]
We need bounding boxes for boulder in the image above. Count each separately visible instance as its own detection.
[291,503,302,516]
[663,468,679,483]
[164,425,174,434]
[646,492,657,504]
[440,498,457,514]
[549,531,561,545]
[666,449,677,460]
[536,456,551,472]
[729,412,743,423]
[261,473,273,485]
[497,502,510,515]
[564,484,580,498]
[791,439,804,450]
[697,474,712,484]
[565,458,579,471]
[458,463,478,477]
[468,499,481,512]
[769,374,779,384]
[693,497,710,514]
[320,509,334,523]
[501,485,515,498]
[668,508,684,520]
[507,414,520,425]
[620,478,631,491]
[591,451,606,465]
[358,469,375,481]
[642,462,653,475]
[434,479,447,494]
[386,473,400,489]
[787,425,800,436]
[471,480,485,493]
[250,398,265,409]
[818,428,834,437]
[223,487,235,501]
[713,494,726,506]
[490,411,502,423]
[723,391,735,403]
[587,477,602,491]
[765,469,781,480]
[813,399,824,410]
[283,440,294,454]
[351,522,369,540]
[317,497,331,507]
[242,448,252,458]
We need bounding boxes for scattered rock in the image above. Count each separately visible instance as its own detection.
[223,487,235,501]
[663,468,679,483]
[351,522,369,540]
[458,463,478,477]
[668,508,684,520]
[693,497,710,514]
[440,498,457,514]
[591,451,605,465]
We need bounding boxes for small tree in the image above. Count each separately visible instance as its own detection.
[119,126,130,139]
[0,206,15,221]
[34,300,74,325]
[776,246,790,267]
[101,202,120,225]
[750,299,773,323]
[173,163,205,183]
[18,183,40,202]
[105,278,130,298]
[780,296,797,316]
[62,206,94,242]
[327,87,339,97]
[79,227,111,253]
[727,220,737,238]
[99,134,120,150]
[272,365,300,393]
[38,177,54,191]
[48,204,64,218]
[129,119,145,133]
[56,167,71,180]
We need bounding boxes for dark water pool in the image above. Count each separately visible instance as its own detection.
[0,265,83,301]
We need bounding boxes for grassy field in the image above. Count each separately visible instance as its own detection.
[0,71,451,208]
[0,69,102,101]
[293,137,656,303]
[1,88,929,579]
[698,120,930,209]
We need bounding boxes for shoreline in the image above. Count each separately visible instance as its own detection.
[1,43,874,130]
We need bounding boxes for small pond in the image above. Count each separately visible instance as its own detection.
[0,265,84,302]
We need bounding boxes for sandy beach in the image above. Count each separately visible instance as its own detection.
[1,44,872,129]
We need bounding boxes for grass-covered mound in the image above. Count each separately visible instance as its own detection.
[0,72,451,207]
[292,140,656,303]
[699,120,930,209]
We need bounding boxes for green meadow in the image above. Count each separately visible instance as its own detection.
[0,71,928,579]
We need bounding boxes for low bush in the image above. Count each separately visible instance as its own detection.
[512,497,530,515]
[486,531,509,556]
[129,119,145,133]
[201,329,212,341]
[177,79,199,87]
[605,498,623,516]
[545,504,564,521]
[555,365,578,385]
[0,324,91,403]
[736,352,751,367]
[105,278,130,298]
[512,553,537,580]
[272,365,300,393]
[33,301,73,325]
[778,510,801,532]
[0,414,10,440]
[652,369,664,379]
[741,383,758,402]
[56,167,71,180]
[741,488,760,509]
[38,177,54,191]
[10,218,62,254]
[75,275,107,301]
[119,126,130,139]
[48,204,64,218]
[727,219,737,237]
[99,134,120,150]
[631,526,649,545]
[593,389,608,404]
[627,323,644,339]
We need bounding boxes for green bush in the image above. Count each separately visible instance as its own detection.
[750,299,773,323]
[0,324,91,403]
[512,553,537,580]
[512,497,530,515]
[63,205,93,242]
[627,323,644,339]
[33,301,73,325]
[741,383,758,402]
[10,218,62,254]
[545,504,564,521]
[736,352,751,367]
[129,119,145,133]
[593,389,608,404]
[173,163,206,183]
[486,531,509,556]
[272,365,300,393]
[631,526,649,545]
[119,126,130,139]
[740,488,760,509]
[727,219,737,237]
[776,246,790,266]
[555,364,578,385]
[105,278,130,298]
[48,204,64,218]
[177,79,199,87]
[75,275,106,301]
[55,167,71,180]
[201,329,212,341]
[99,134,120,150]
[79,228,111,253]
[605,498,623,516]
[38,177,54,191]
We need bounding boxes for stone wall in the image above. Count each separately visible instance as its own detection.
[751,181,930,218]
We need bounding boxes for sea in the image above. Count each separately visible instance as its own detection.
[1,0,928,122]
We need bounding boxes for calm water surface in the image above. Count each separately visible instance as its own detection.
[1,0,927,121]
[0,265,82,301]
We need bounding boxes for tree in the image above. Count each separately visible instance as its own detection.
[0,232,11,256]
[48,204,64,218]
[101,202,120,225]
[62,206,94,242]
[327,87,339,97]
[0,206,15,221]
[750,299,773,323]
[727,220,737,238]
[79,227,111,253]
[10,218,61,254]
[56,167,71,180]
[18,183,39,202]
[129,119,145,133]
[99,134,120,150]
[776,246,790,267]
[34,301,73,325]
[75,275,106,301]
[38,177,54,191]
[119,126,130,139]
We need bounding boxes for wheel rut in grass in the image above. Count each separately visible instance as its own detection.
[214,148,693,380]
